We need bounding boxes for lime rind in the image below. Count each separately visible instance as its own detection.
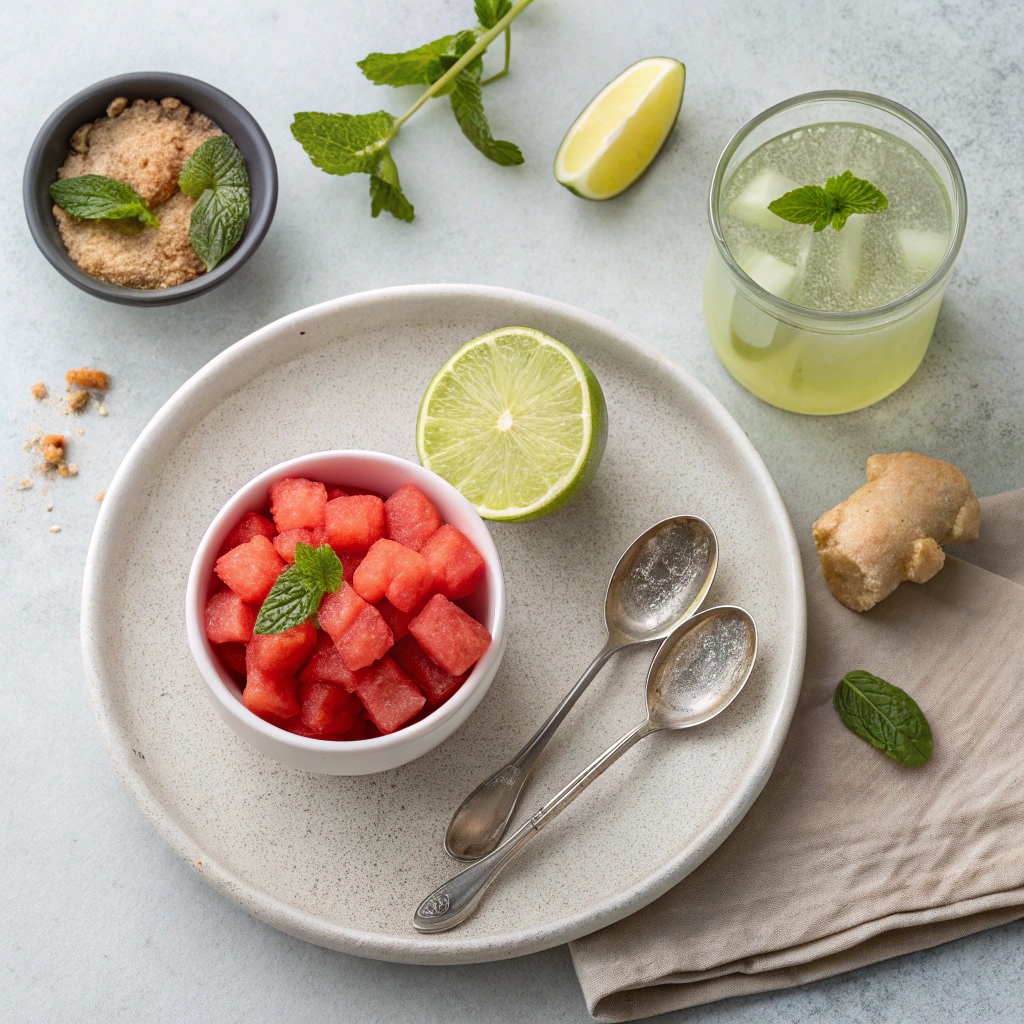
[416,327,607,522]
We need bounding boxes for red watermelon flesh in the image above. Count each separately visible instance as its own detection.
[409,594,491,676]
[219,511,276,556]
[353,539,433,612]
[420,525,485,600]
[340,715,379,741]
[375,598,421,640]
[384,483,442,551]
[392,635,466,705]
[335,604,393,671]
[318,584,367,644]
[340,552,363,581]
[216,642,248,676]
[247,620,316,676]
[298,632,359,692]
[354,657,426,734]
[215,534,284,605]
[269,477,327,532]
[243,667,300,720]
[273,527,316,564]
[204,590,257,644]
[324,494,386,553]
[299,679,361,737]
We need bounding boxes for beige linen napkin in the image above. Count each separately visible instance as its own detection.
[570,488,1024,1021]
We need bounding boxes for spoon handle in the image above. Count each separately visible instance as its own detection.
[415,719,653,932]
[444,638,624,861]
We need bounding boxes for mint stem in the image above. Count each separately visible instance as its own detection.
[481,27,512,86]
[388,0,534,137]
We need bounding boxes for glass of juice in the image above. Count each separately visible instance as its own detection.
[704,91,966,415]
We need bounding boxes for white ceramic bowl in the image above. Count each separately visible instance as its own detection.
[185,450,506,775]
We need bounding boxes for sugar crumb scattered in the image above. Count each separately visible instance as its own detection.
[31,382,48,400]
[66,389,90,413]
[95,492,105,502]
[65,367,109,391]
[76,428,84,437]
[49,525,61,533]
[17,479,32,490]
[40,434,65,465]
[98,403,108,417]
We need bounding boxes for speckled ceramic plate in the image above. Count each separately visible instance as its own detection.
[81,285,805,964]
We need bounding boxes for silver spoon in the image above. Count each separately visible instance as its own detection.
[415,605,757,932]
[445,516,718,861]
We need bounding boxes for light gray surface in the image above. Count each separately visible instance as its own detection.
[2,0,1021,1020]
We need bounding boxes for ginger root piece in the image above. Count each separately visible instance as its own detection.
[813,453,980,612]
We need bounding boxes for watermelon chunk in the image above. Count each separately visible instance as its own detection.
[269,477,328,532]
[392,635,466,705]
[273,527,316,564]
[243,667,300,720]
[219,511,276,556]
[384,483,442,551]
[420,525,485,600]
[324,494,386,553]
[215,642,248,676]
[353,539,433,612]
[354,657,426,734]
[215,534,284,604]
[318,583,393,671]
[340,552,363,581]
[247,620,316,676]
[319,583,368,643]
[204,590,257,644]
[299,679,361,737]
[340,715,380,741]
[409,594,491,676]
[375,598,421,640]
[298,632,359,692]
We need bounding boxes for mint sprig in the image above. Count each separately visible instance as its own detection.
[834,670,932,766]
[292,0,533,222]
[49,175,159,228]
[768,170,888,232]
[178,135,251,272]
[254,543,343,635]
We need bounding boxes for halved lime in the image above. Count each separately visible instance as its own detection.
[416,327,608,522]
[554,57,685,201]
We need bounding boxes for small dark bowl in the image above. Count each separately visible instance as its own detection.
[23,72,277,306]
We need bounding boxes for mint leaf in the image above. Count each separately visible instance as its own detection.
[291,111,394,176]
[50,175,159,228]
[834,670,932,766]
[178,135,250,271]
[253,567,319,635]
[293,542,343,594]
[369,151,415,221]
[768,170,888,232]
[358,35,455,87]
[475,0,512,28]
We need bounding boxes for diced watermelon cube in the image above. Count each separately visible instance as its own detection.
[215,534,284,604]
[269,477,328,532]
[384,483,442,551]
[335,603,393,670]
[354,657,426,734]
[375,598,422,640]
[243,666,299,720]
[215,642,248,676]
[409,594,492,676]
[340,715,379,741]
[219,511,276,556]
[279,716,319,738]
[318,583,367,643]
[204,590,257,644]
[273,528,316,564]
[247,620,317,676]
[299,679,361,737]
[392,635,466,705]
[298,632,359,692]
[353,539,433,612]
[420,524,485,600]
[340,552,363,581]
[324,494,386,553]
[326,487,345,501]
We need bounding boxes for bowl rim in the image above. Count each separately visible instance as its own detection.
[22,70,278,306]
[185,449,507,757]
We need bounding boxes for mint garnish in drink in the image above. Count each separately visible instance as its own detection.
[49,174,159,228]
[178,134,251,272]
[768,170,888,232]
[833,670,932,766]
[254,543,343,635]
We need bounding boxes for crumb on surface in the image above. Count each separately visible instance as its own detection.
[40,434,65,465]
[17,479,32,490]
[31,382,47,400]
[66,389,90,413]
[65,367,109,390]
[58,462,78,478]
[49,525,61,534]
[98,403,108,417]
[76,428,84,436]
[95,492,105,502]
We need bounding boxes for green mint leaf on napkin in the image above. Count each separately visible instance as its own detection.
[291,111,394,176]
[178,135,250,272]
[834,670,932,766]
[443,34,523,165]
[369,151,415,222]
[475,0,513,29]
[768,170,888,232]
[358,35,455,87]
[254,543,343,635]
[49,175,159,228]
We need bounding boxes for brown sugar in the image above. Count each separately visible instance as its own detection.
[66,367,109,390]
[66,390,90,413]
[31,382,48,400]
[54,97,221,289]
[40,434,66,465]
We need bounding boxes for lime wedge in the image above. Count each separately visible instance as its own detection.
[416,327,608,522]
[554,57,685,201]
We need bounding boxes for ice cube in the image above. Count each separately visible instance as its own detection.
[730,247,799,349]
[736,247,799,299]
[836,215,867,294]
[729,169,800,229]
[898,229,949,277]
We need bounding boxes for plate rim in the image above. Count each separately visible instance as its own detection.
[80,283,807,964]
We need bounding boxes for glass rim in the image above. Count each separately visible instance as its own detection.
[708,90,968,326]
